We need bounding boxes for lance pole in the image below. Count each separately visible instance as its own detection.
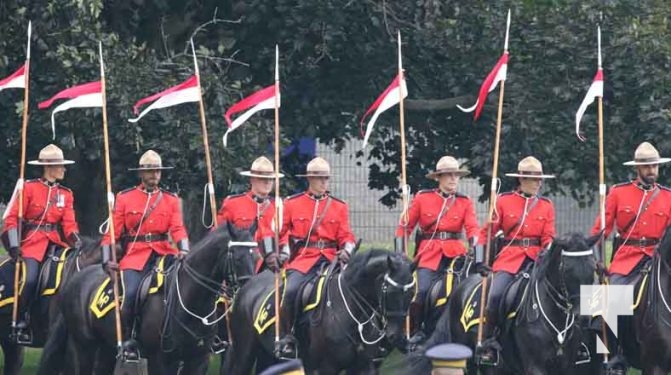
[190,40,218,228]
[12,20,32,337]
[476,9,510,349]
[99,42,124,353]
[273,45,283,347]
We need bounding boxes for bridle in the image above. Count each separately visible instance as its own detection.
[336,269,415,345]
[534,247,594,345]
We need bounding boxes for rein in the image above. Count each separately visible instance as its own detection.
[336,271,415,345]
[534,248,594,346]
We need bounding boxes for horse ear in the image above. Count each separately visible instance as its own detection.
[586,231,603,249]
[387,254,396,273]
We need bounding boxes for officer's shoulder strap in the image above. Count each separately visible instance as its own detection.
[499,191,514,197]
[328,195,346,204]
[160,188,178,198]
[610,181,631,190]
[659,185,671,192]
[416,189,433,195]
[24,178,40,184]
[286,192,303,201]
[225,192,246,200]
[455,192,470,199]
[537,195,552,203]
[57,185,72,192]
[119,187,136,195]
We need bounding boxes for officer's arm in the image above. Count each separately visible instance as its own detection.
[214,197,229,230]
[336,204,356,253]
[168,196,189,247]
[540,201,556,248]
[62,191,82,248]
[101,193,125,246]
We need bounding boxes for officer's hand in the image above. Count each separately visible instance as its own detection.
[278,251,290,266]
[8,247,20,259]
[596,261,608,278]
[475,262,492,277]
[337,249,351,264]
[265,252,280,272]
[103,261,119,276]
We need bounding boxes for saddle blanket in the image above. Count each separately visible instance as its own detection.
[90,255,172,318]
[254,270,328,334]
[0,247,72,309]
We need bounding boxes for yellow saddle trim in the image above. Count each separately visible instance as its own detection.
[254,270,287,334]
[459,280,483,332]
[90,278,116,319]
[0,259,26,308]
[435,257,459,307]
[149,256,167,294]
[632,273,649,310]
[42,247,72,296]
[303,273,327,312]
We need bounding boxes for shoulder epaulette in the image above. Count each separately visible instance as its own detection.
[416,189,433,195]
[328,195,346,204]
[659,185,671,192]
[225,192,246,200]
[499,191,514,197]
[286,192,304,201]
[119,187,136,195]
[161,189,178,197]
[610,182,630,189]
[58,185,72,192]
[24,179,39,184]
[455,192,469,199]
[538,196,552,202]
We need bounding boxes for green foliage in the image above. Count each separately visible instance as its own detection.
[1,0,671,238]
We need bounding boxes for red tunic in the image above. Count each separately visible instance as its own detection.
[590,181,671,275]
[102,185,188,271]
[3,179,79,262]
[480,191,556,274]
[396,189,480,271]
[280,192,356,273]
[216,191,276,272]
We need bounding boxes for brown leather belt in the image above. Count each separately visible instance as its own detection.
[419,231,462,240]
[123,233,169,243]
[305,240,338,249]
[23,222,60,232]
[504,237,541,247]
[622,238,659,247]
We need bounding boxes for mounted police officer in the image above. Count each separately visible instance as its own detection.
[425,343,473,375]
[275,157,356,358]
[216,156,283,272]
[395,156,479,345]
[101,150,189,360]
[476,156,556,364]
[2,144,81,342]
[592,142,671,374]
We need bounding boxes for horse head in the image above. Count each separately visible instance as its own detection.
[541,232,598,314]
[220,221,257,288]
[345,249,416,350]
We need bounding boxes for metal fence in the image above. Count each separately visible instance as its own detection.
[317,141,599,245]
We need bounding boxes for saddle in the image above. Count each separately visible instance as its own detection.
[90,255,174,319]
[459,263,534,333]
[426,256,471,309]
[0,246,71,309]
[253,264,331,335]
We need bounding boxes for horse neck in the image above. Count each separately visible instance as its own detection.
[342,266,379,301]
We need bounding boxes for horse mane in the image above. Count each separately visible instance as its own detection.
[534,232,595,281]
[344,248,395,282]
[77,235,101,255]
[189,224,232,257]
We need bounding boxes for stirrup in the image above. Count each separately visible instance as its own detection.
[574,341,591,365]
[210,335,229,354]
[12,326,33,345]
[274,337,297,360]
[120,340,141,362]
[475,341,500,367]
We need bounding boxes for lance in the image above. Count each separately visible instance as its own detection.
[476,9,511,350]
[98,42,124,354]
[395,31,413,340]
[272,44,283,349]
[596,25,610,365]
[11,21,32,338]
[190,39,219,229]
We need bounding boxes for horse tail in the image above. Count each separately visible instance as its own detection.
[37,314,69,375]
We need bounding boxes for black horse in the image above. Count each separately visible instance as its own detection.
[603,225,671,374]
[224,249,416,375]
[39,223,255,375]
[405,232,599,374]
[0,236,104,375]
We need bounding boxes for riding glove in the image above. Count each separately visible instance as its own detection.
[177,239,190,260]
[68,232,83,250]
[7,228,20,258]
[101,244,118,276]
